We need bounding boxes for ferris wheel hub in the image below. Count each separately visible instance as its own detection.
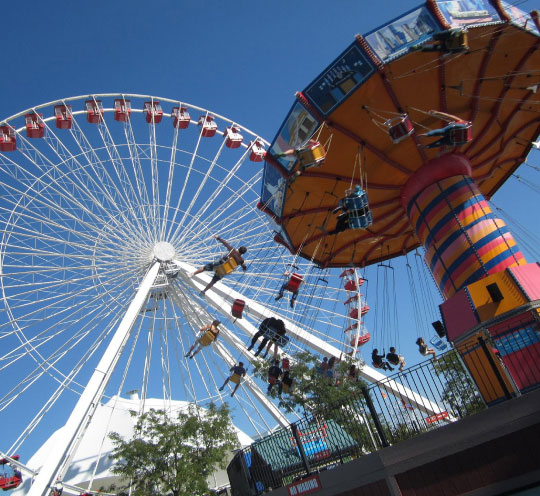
[153,242,176,262]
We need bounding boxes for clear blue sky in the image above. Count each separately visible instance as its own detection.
[2,0,540,465]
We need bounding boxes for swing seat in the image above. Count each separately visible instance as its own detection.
[430,335,449,351]
[113,99,131,122]
[214,257,238,277]
[447,122,472,145]
[268,376,277,385]
[281,357,290,370]
[349,210,373,229]
[342,193,373,229]
[296,141,326,169]
[231,299,245,319]
[25,113,45,139]
[200,330,217,347]
[286,273,303,292]
[230,373,242,385]
[385,114,414,144]
[444,30,468,52]
[171,106,190,129]
[262,326,289,348]
[54,104,72,129]
[344,280,357,292]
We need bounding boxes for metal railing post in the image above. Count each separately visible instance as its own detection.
[477,336,513,400]
[291,423,311,475]
[361,386,390,447]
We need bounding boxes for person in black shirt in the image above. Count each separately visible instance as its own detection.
[247,317,274,354]
[267,360,282,393]
[372,349,394,371]
[219,362,246,397]
[262,319,287,359]
[386,347,406,371]
[278,370,294,397]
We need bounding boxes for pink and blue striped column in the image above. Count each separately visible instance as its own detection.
[401,154,526,299]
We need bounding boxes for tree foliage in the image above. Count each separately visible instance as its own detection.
[432,349,486,417]
[108,403,238,496]
[252,351,367,415]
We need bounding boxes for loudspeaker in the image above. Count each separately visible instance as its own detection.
[486,283,504,302]
[432,320,446,338]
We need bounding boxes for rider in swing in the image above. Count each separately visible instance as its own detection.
[191,235,247,296]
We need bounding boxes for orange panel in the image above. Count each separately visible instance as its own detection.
[456,334,514,404]
[466,271,528,323]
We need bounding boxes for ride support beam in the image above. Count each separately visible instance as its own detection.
[27,262,161,496]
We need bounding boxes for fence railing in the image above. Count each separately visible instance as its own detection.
[227,336,540,495]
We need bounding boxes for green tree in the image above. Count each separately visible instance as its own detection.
[108,403,238,496]
[433,349,486,417]
[252,351,367,415]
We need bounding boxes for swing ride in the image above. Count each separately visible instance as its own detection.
[260,0,540,410]
[261,0,540,271]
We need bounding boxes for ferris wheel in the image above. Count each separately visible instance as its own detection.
[0,94,440,495]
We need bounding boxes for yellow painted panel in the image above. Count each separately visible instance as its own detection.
[456,333,513,404]
[467,271,527,323]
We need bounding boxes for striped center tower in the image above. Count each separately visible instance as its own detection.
[401,154,526,299]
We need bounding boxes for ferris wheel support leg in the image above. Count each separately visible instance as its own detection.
[27,262,161,496]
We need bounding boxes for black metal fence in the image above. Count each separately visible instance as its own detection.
[227,335,540,495]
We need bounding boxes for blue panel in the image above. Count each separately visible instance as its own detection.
[304,44,376,116]
[260,163,287,218]
[500,1,540,35]
[268,101,319,172]
[365,6,440,62]
[495,326,540,356]
[436,0,501,27]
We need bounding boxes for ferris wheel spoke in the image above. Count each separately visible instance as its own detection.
[148,121,161,242]
[40,119,149,241]
[0,263,129,321]
[173,137,229,237]
[175,165,262,245]
[169,285,222,402]
[13,132,142,243]
[0,278,132,381]
[95,115,155,240]
[160,113,183,241]
[123,117,152,227]
[166,116,205,239]
[0,185,135,251]
[67,110,149,240]
[0,302,123,413]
